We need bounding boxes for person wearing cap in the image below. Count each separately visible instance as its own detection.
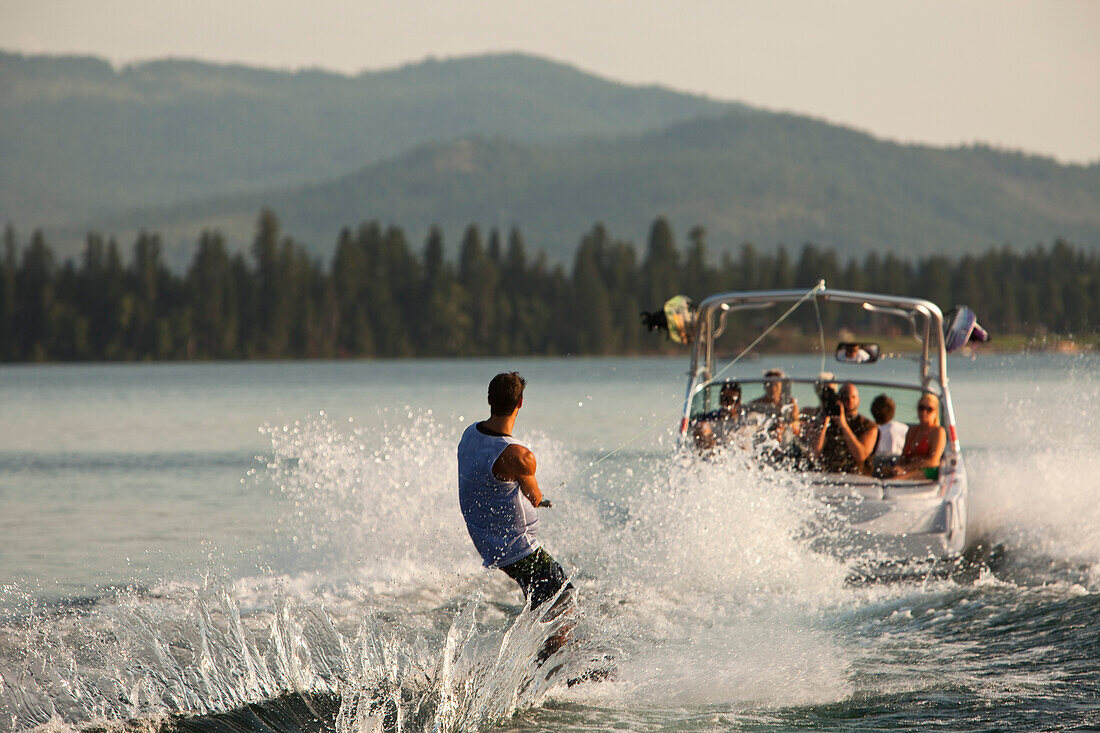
[802,372,837,421]
[692,380,745,450]
[748,368,801,439]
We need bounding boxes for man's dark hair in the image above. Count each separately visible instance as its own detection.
[871,394,895,423]
[488,372,526,415]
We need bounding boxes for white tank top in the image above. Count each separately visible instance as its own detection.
[457,422,540,567]
[875,420,909,456]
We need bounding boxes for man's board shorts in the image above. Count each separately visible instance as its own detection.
[501,547,571,610]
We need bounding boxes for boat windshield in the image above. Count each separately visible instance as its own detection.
[693,292,946,391]
[690,379,937,425]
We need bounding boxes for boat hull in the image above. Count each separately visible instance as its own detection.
[807,464,968,563]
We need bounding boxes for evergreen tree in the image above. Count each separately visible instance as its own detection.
[505,227,557,355]
[187,230,236,358]
[795,243,838,291]
[50,259,90,359]
[880,253,912,301]
[280,241,316,357]
[498,227,527,353]
[372,226,418,356]
[571,226,614,353]
[605,237,641,354]
[916,255,952,321]
[843,257,867,294]
[684,226,710,297]
[16,230,55,360]
[487,228,503,265]
[772,245,794,290]
[642,216,679,308]
[229,252,253,356]
[332,226,374,356]
[102,239,129,359]
[736,244,759,292]
[459,224,500,354]
[1052,239,1088,333]
[250,208,284,356]
[77,232,113,358]
[421,226,471,356]
[0,212,1094,362]
[0,225,17,360]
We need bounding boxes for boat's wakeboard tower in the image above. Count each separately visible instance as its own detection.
[676,283,986,450]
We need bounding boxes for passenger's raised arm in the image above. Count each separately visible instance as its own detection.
[809,382,878,473]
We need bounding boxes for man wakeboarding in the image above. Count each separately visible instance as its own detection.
[457,372,573,648]
[458,372,617,685]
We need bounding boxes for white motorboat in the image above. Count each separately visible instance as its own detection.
[674,284,986,569]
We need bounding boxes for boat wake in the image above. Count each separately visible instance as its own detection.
[964,367,1100,590]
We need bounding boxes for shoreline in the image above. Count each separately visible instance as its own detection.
[0,340,1095,367]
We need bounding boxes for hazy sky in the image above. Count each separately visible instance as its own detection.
[2,0,1098,163]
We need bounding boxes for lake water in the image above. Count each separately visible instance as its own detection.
[1,354,1098,731]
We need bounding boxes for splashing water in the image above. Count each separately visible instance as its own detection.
[6,356,1100,731]
[0,409,610,732]
[1,407,854,731]
[558,444,859,710]
[0,579,593,733]
[260,409,475,586]
[965,359,1100,583]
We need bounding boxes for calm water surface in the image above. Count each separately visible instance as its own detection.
[1,354,1098,731]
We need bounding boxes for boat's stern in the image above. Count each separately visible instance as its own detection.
[808,462,968,561]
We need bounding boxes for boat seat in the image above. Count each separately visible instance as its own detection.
[809,472,939,502]
[810,473,885,500]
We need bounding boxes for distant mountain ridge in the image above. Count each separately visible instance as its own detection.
[106,112,1100,263]
[0,50,729,224]
[2,50,1098,263]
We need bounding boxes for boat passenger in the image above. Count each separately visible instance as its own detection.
[693,380,745,450]
[806,382,878,473]
[871,394,908,456]
[801,372,837,421]
[843,343,872,363]
[747,368,801,439]
[869,394,908,477]
[889,393,946,480]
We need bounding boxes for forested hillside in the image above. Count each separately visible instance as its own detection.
[120,118,1099,263]
[0,51,727,225]
[2,213,1095,362]
[4,51,1097,267]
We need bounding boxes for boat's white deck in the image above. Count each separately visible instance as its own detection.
[809,473,941,501]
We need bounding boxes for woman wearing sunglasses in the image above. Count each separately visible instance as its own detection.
[891,393,946,480]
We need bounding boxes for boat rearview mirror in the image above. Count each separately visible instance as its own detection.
[835,342,880,364]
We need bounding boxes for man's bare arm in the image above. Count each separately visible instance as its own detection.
[855,424,878,465]
[493,444,543,507]
[838,411,877,465]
